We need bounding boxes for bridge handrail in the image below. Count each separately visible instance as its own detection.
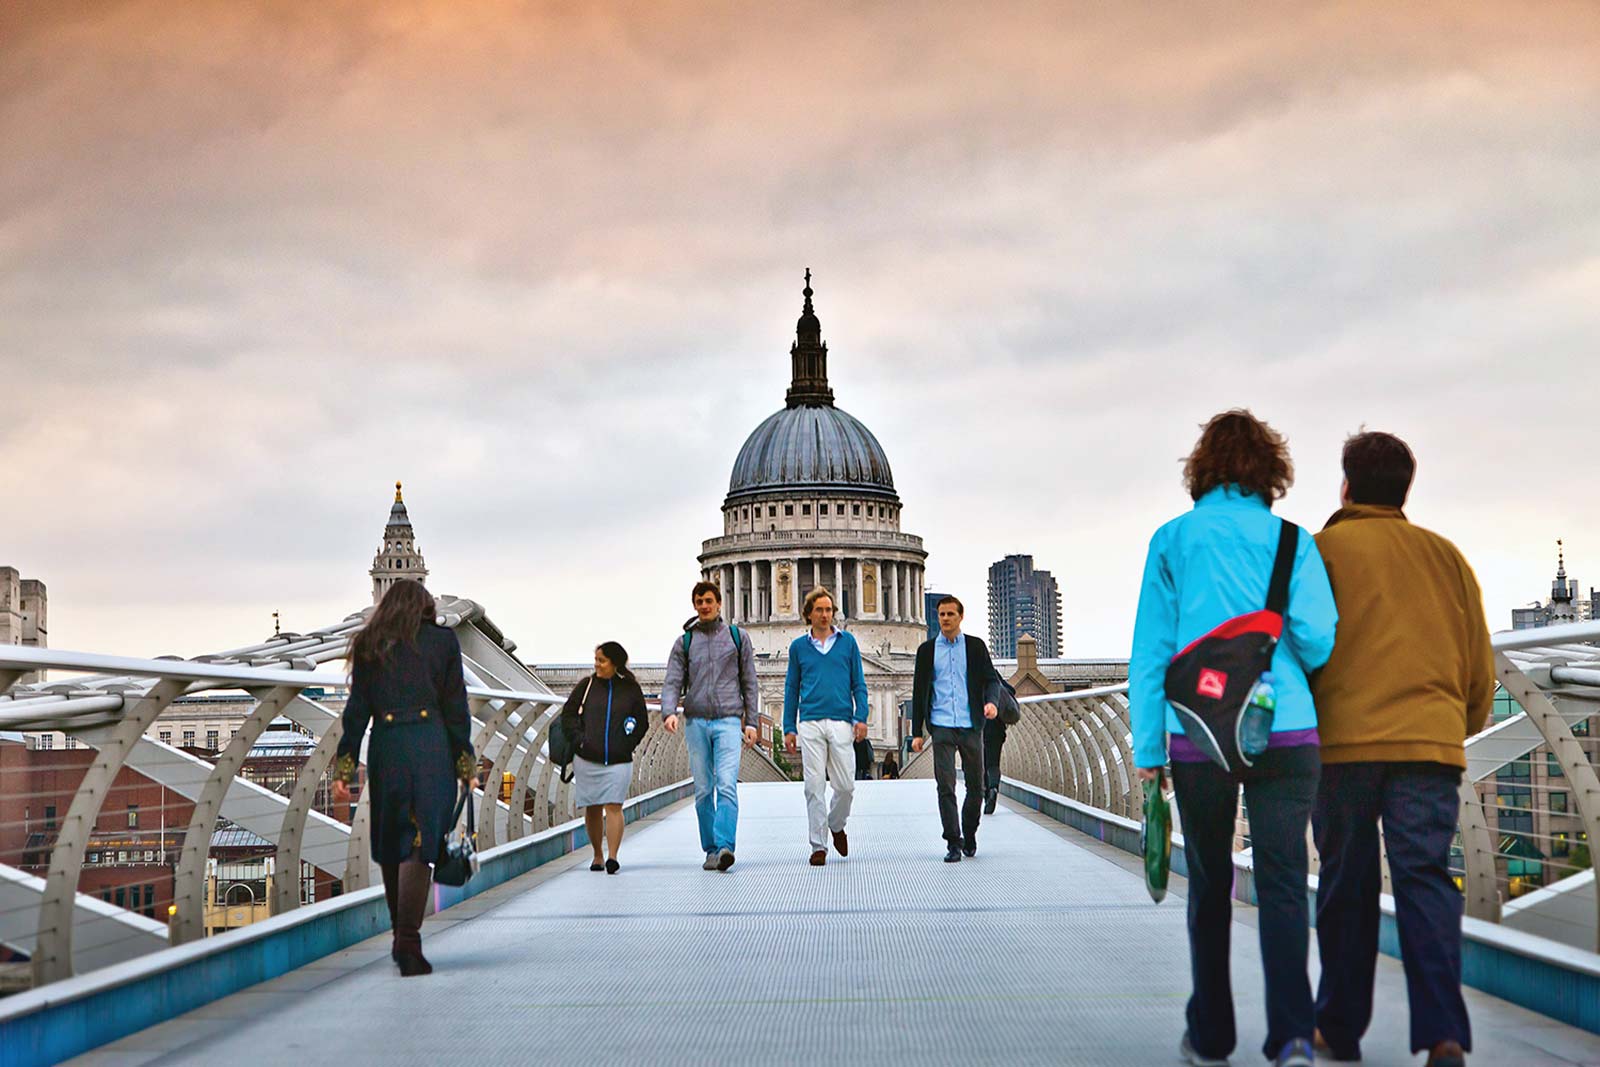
[0,636,767,994]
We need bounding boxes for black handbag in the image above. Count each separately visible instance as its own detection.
[996,677,1022,725]
[433,783,478,887]
[548,677,592,784]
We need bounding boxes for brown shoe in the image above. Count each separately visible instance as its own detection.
[1425,1040,1465,1067]
[809,849,826,866]
[832,829,849,857]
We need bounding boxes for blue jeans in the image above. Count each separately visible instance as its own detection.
[1171,744,1320,1061]
[1314,761,1470,1057]
[685,716,742,853]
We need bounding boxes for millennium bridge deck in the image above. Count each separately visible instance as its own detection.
[65,781,1600,1067]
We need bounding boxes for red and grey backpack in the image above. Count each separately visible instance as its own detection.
[1163,520,1298,772]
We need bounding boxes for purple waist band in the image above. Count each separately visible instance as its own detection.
[1169,727,1320,763]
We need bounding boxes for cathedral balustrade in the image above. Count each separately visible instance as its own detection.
[903,618,1600,952]
[701,529,927,552]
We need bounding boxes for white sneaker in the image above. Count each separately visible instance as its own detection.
[702,851,719,870]
[1180,1032,1230,1066]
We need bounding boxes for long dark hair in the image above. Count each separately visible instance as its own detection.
[350,580,435,667]
[596,641,635,683]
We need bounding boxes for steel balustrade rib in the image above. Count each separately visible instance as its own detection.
[478,701,543,848]
[506,704,561,837]
[272,717,344,915]
[32,678,186,986]
[467,696,516,850]
[169,685,302,945]
[1493,651,1600,948]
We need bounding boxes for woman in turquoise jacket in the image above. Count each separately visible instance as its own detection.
[1130,410,1338,1067]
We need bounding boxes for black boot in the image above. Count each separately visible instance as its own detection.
[380,863,400,962]
[394,860,433,976]
[984,786,998,815]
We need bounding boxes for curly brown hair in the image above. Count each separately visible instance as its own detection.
[1182,409,1294,502]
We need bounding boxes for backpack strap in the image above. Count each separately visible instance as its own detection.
[1265,520,1299,616]
[681,625,749,718]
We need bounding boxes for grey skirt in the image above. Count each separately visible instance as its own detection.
[573,755,634,807]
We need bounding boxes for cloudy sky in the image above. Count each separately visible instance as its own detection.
[3,1,1597,666]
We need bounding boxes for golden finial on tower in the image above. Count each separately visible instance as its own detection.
[395,480,404,503]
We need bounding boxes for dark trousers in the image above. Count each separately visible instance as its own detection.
[983,718,1006,794]
[1171,745,1320,1061]
[931,725,985,847]
[1314,761,1471,1056]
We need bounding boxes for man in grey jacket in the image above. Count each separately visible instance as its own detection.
[660,581,761,871]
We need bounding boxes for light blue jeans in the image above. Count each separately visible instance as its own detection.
[685,716,742,854]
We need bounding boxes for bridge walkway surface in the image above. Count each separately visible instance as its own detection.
[66,781,1600,1066]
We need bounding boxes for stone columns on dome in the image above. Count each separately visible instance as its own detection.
[834,558,845,617]
[854,564,865,623]
[732,562,744,624]
[888,560,900,622]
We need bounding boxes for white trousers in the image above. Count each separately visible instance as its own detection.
[798,718,856,850]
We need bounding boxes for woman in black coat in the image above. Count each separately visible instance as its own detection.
[560,641,649,873]
[331,579,476,976]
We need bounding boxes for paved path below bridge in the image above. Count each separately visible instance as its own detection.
[68,781,1600,1066]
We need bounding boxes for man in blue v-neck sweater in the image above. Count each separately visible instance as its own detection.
[783,586,870,866]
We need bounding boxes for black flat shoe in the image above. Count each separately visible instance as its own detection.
[605,858,620,874]
[589,861,605,872]
[944,847,962,863]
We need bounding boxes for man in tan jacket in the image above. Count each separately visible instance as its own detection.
[1310,431,1495,1067]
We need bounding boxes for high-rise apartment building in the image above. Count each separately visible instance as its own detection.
[924,590,949,642]
[987,554,1062,659]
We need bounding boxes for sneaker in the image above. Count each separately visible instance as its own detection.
[1424,1041,1465,1067]
[702,851,719,871]
[716,848,736,871]
[809,849,826,866]
[1179,1031,1229,1066]
[1273,1037,1314,1067]
[1313,1028,1361,1062]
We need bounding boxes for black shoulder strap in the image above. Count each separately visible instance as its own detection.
[1265,520,1299,616]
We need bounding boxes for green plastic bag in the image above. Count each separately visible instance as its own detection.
[1142,771,1172,903]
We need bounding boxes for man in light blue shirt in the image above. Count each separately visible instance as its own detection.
[930,631,971,728]
[910,595,1000,862]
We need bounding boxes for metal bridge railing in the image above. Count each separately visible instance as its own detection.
[903,619,1600,952]
[0,618,778,993]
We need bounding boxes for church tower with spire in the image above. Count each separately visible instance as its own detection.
[370,481,429,603]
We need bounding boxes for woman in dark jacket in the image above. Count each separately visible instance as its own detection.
[560,641,648,874]
[331,579,476,976]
